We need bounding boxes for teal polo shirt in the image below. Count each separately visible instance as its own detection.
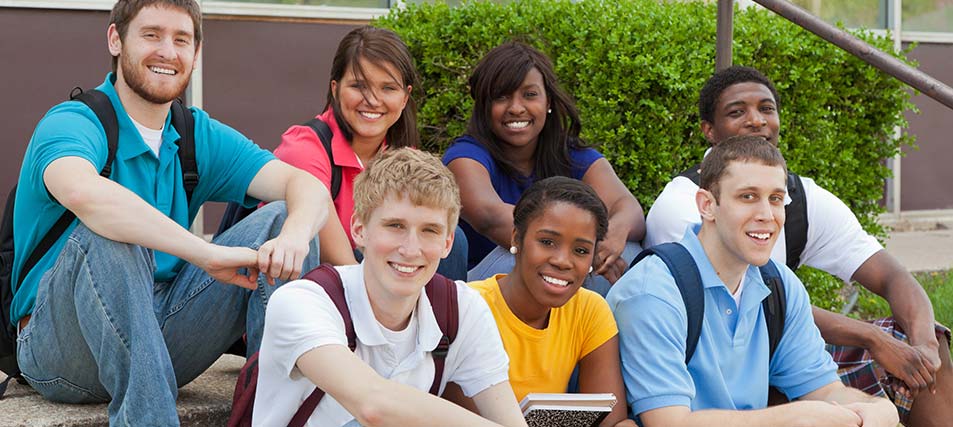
[11,73,275,324]
[606,225,839,416]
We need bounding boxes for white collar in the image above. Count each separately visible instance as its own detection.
[338,263,445,352]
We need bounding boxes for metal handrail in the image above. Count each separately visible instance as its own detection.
[715,0,953,110]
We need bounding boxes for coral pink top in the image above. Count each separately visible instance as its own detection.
[273,109,383,248]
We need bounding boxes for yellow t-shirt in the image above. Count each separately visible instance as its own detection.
[469,274,619,401]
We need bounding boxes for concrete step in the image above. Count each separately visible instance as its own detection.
[0,354,245,426]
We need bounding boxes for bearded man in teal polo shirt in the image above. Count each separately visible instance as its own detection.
[10,0,329,425]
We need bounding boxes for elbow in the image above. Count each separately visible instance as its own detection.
[351,382,394,427]
[60,186,98,216]
[293,169,328,200]
[354,403,388,427]
[468,212,504,237]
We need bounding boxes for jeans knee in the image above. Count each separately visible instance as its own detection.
[67,223,152,266]
[246,201,289,239]
[256,201,288,223]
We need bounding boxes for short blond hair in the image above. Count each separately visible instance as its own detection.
[353,148,461,233]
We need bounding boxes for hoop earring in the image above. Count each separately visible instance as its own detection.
[509,246,518,255]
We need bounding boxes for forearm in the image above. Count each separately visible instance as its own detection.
[64,176,211,263]
[357,380,504,427]
[317,202,358,266]
[641,405,810,427]
[852,251,938,348]
[299,346,505,427]
[812,306,884,348]
[466,205,515,248]
[811,382,882,405]
[607,196,645,242]
[878,272,937,349]
[277,170,329,240]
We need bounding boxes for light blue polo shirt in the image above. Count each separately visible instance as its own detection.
[11,73,275,324]
[606,224,838,416]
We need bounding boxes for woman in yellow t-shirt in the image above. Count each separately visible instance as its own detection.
[457,176,633,427]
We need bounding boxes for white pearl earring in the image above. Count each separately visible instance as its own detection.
[547,108,552,114]
[509,246,518,255]
[588,266,593,274]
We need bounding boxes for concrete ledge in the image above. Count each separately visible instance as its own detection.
[0,355,245,426]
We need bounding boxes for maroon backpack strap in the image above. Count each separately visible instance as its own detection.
[288,264,355,427]
[424,273,459,396]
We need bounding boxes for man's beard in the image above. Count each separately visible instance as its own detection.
[119,54,189,104]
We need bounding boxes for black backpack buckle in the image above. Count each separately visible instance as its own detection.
[182,171,199,188]
[432,335,450,358]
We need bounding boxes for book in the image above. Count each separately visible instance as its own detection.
[519,393,617,427]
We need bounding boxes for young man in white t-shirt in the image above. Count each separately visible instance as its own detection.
[644,66,951,427]
[253,148,527,427]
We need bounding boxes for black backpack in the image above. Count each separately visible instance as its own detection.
[215,117,340,238]
[226,264,459,427]
[679,164,809,269]
[0,88,198,396]
[629,242,787,364]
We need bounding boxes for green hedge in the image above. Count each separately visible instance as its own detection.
[376,0,914,310]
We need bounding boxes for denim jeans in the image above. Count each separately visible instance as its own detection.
[353,225,469,282]
[467,240,642,297]
[438,226,468,281]
[15,201,320,426]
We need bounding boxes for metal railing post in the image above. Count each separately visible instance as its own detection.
[716,0,734,71]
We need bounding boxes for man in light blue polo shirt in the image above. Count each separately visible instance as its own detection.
[607,136,897,426]
[10,0,329,425]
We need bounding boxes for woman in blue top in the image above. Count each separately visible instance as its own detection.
[443,41,645,295]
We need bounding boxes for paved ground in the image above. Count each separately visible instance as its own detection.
[885,227,953,273]
[0,355,244,426]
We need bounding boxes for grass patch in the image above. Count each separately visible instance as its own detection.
[854,269,953,327]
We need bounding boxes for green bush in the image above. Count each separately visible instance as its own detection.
[376,0,914,309]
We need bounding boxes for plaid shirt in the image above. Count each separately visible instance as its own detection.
[827,317,951,423]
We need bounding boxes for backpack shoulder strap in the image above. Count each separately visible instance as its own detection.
[70,88,119,178]
[288,264,353,427]
[783,172,808,270]
[170,100,198,204]
[630,243,705,364]
[758,260,787,361]
[424,273,459,396]
[304,118,341,201]
[21,89,121,286]
[677,162,702,185]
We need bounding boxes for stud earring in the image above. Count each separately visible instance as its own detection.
[547,108,552,114]
[588,266,593,274]
[509,246,518,255]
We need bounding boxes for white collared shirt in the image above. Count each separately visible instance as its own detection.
[644,160,881,282]
[253,263,510,427]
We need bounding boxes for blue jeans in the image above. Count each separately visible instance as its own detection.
[353,225,469,281]
[15,202,319,426]
[467,241,642,297]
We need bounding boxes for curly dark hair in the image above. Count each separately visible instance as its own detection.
[698,66,780,124]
